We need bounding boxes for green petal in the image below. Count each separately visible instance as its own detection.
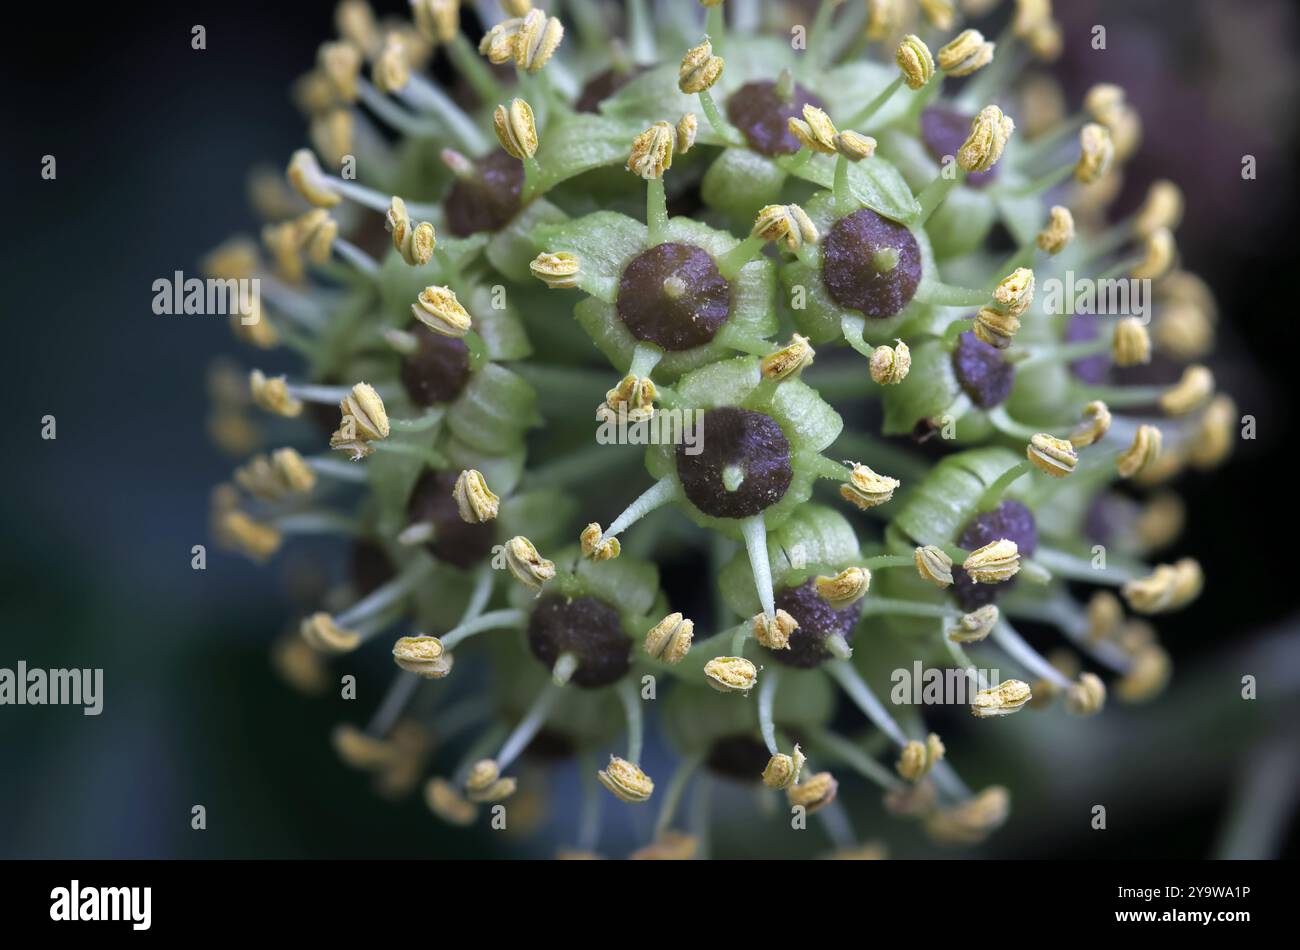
[880,338,962,435]
[700,148,787,224]
[463,285,532,362]
[764,376,843,454]
[446,363,539,454]
[486,198,568,281]
[718,504,863,617]
[787,152,920,222]
[533,211,647,303]
[533,113,645,193]
[890,446,1021,548]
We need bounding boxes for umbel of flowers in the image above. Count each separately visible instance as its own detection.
[207,0,1232,858]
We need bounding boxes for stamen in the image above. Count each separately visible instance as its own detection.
[869,340,911,385]
[503,536,556,592]
[970,679,1033,718]
[392,636,452,678]
[644,612,693,664]
[962,538,1021,583]
[895,34,936,90]
[600,476,679,547]
[598,754,655,803]
[703,655,759,694]
[938,29,995,77]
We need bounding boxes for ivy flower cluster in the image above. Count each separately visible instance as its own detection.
[207,0,1233,859]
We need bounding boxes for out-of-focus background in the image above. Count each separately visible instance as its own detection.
[2,0,1298,858]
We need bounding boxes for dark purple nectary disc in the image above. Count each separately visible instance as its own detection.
[952,330,1016,408]
[766,579,863,668]
[406,469,496,569]
[952,500,1038,610]
[821,208,922,318]
[920,106,998,189]
[726,80,827,156]
[400,324,472,407]
[1065,314,1110,384]
[676,407,793,519]
[705,735,771,780]
[445,151,525,237]
[526,594,631,688]
[617,242,732,350]
[574,65,648,113]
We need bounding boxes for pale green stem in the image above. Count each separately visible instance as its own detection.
[846,75,904,128]
[602,476,679,544]
[522,155,544,202]
[332,237,380,276]
[839,315,877,358]
[366,670,421,736]
[705,3,726,54]
[1072,382,1168,407]
[336,560,432,629]
[698,89,743,145]
[269,511,358,536]
[496,682,562,770]
[861,554,915,570]
[306,456,370,482]
[914,169,966,225]
[441,609,530,650]
[716,234,765,280]
[618,677,645,764]
[646,176,669,245]
[577,750,603,852]
[629,343,664,379]
[740,514,775,620]
[807,0,837,56]
[655,750,705,839]
[355,79,439,138]
[992,620,1073,689]
[976,460,1034,512]
[447,34,504,105]
[1034,547,1141,586]
[552,653,579,686]
[1002,162,1074,198]
[826,660,908,748]
[757,667,782,755]
[397,75,488,153]
[730,624,749,657]
[455,724,508,784]
[918,281,991,307]
[858,598,960,620]
[627,0,656,63]
[987,406,1053,441]
[805,725,903,791]
[832,153,852,210]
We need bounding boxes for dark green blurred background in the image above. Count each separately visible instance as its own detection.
[2,0,1298,858]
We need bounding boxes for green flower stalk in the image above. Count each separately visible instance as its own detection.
[208,0,1236,859]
